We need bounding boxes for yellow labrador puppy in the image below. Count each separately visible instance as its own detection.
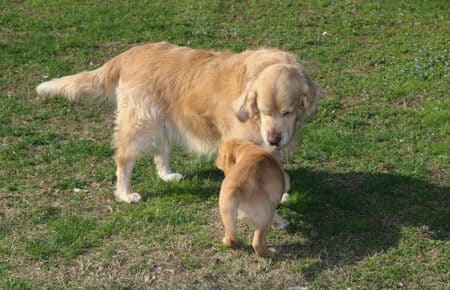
[216,139,290,258]
[36,42,321,203]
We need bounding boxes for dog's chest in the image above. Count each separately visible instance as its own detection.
[172,107,264,155]
[225,117,264,145]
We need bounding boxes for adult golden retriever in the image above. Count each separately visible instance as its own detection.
[36,42,321,203]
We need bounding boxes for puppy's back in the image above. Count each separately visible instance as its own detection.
[224,151,285,204]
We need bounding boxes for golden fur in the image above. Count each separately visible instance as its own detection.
[36,42,321,203]
[216,139,290,257]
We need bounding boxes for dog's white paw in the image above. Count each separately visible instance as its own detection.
[161,173,183,181]
[272,212,289,230]
[128,192,142,203]
[115,191,142,204]
[273,219,289,230]
[280,192,290,203]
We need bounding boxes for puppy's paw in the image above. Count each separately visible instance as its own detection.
[280,192,290,203]
[223,237,237,248]
[256,247,275,258]
[272,212,289,230]
[161,173,183,181]
[115,191,142,204]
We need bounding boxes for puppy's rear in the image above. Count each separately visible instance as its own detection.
[216,140,288,257]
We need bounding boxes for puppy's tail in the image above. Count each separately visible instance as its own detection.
[36,57,121,102]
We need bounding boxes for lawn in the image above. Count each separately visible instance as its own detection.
[0,0,449,288]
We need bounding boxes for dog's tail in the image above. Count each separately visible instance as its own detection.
[36,57,121,102]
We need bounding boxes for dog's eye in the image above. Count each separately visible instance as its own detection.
[281,111,291,117]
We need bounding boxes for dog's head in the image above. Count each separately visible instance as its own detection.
[233,64,321,148]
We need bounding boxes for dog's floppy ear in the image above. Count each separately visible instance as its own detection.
[300,79,322,118]
[232,90,258,122]
[215,142,236,174]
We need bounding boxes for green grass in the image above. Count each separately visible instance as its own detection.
[1,0,448,288]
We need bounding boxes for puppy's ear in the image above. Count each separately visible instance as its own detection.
[215,148,226,172]
[300,80,322,118]
[232,90,258,122]
[215,143,236,174]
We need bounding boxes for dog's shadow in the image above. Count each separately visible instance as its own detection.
[269,168,449,280]
[168,166,448,279]
[141,163,448,280]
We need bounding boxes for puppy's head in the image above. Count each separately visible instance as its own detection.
[216,139,254,175]
[215,140,238,175]
[233,63,321,148]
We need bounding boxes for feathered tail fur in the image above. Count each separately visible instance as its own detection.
[36,57,120,101]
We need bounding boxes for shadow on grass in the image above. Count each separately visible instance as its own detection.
[140,165,448,281]
[271,168,449,280]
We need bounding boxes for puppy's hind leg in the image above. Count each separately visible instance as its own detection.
[219,189,239,248]
[252,222,273,258]
[248,202,274,257]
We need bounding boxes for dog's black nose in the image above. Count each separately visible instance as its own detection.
[267,134,281,146]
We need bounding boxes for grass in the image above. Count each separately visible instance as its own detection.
[0,0,449,288]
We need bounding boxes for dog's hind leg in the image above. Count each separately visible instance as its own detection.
[113,97,160,203]
[114,149,141,203]
[113,107,148,203]
[154,141,183,181]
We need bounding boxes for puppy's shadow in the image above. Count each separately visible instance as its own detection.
[270,168,449,280]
